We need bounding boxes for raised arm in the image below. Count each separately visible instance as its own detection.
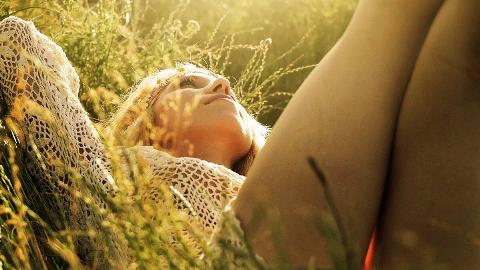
[0,16,117,265]
[232,0,445,267]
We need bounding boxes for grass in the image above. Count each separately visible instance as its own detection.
[0,0,362,269]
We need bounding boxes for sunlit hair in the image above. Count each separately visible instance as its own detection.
[105,63,270,176]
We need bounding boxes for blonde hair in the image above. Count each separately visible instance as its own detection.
[105,63,269,176]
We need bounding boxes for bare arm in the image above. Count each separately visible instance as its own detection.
[233,0,445,267]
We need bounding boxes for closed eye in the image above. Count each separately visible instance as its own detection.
[168,74,209,92]
[179,77,196,88]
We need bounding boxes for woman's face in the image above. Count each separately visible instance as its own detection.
[150,70,253,162]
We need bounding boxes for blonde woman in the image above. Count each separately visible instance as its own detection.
[106,64,270,233]
[1,0,479,269]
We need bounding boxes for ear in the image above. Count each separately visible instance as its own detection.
[147,87,161,108]
[151,87,161,97]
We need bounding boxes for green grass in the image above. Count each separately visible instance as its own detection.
[0,0,360,269]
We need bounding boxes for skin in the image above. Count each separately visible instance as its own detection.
[232,0,445,267]
[150,72,253,169]
[376,0,480,268]
[152,1,480,268]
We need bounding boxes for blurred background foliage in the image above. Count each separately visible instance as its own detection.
[1,0,357,125]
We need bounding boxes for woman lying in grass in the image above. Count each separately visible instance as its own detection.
[1,0,479,269]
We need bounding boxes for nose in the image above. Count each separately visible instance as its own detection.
[207,77,232,96]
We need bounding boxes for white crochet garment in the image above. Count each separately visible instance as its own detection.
[0,16,258,267]
[0,16,117,263]
[123,146,243,228]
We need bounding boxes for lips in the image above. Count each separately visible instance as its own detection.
[204,94,235,105]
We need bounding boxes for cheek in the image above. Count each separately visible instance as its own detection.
[188,103,252,139]
[153,98,178,132]
[153,94,202,131]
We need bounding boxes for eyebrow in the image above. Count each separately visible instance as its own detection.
[188,68,220,78]
[148,73,214,107]
[166,72,216,89]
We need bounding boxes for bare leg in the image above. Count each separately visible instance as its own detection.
[376,0,480,268]
[232,0,445,267]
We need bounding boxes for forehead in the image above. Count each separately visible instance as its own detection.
[156,66,225,88]
[154,67,221,92]
[176,66,222,79]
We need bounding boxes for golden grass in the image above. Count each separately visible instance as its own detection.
[0,0,359,269]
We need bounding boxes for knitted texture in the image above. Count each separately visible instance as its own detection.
[0,16,256,268]
[0,15,117,265]
[123,146,244,231]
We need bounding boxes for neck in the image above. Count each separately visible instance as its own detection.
[167,137,236,169]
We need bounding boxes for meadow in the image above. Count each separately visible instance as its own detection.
[0,0,359,269]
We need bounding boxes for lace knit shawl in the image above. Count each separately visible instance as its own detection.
[0,16,256,268]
